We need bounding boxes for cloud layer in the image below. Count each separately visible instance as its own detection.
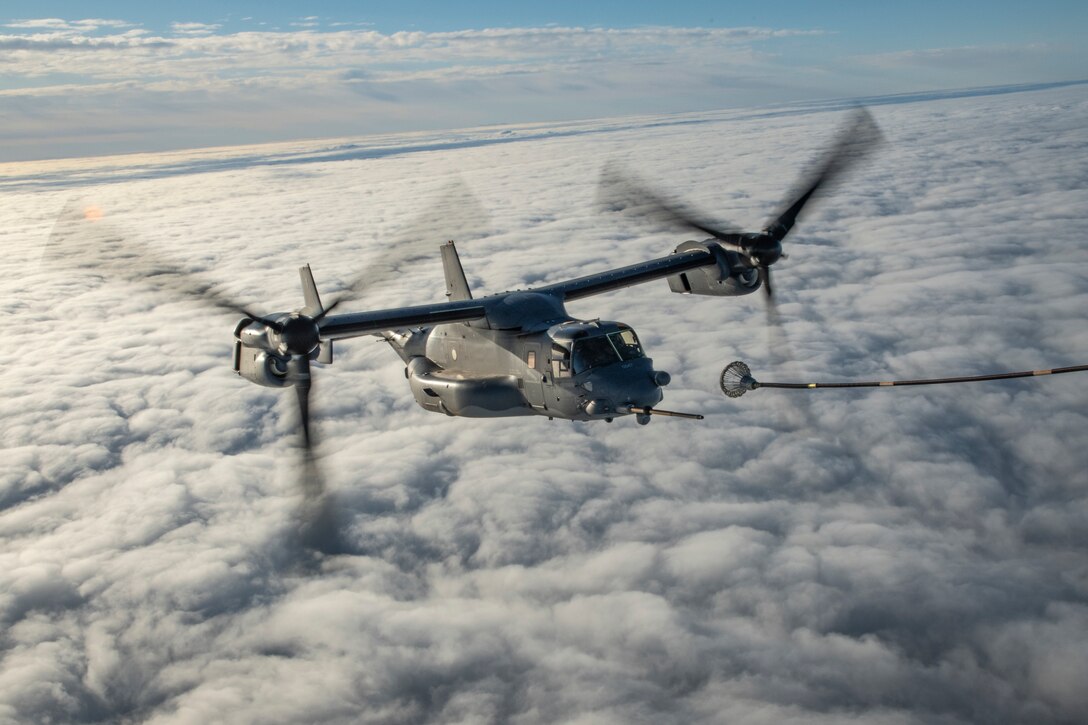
[1,15,1082,161]
[2,85,1088,724]
[0,19,831,161]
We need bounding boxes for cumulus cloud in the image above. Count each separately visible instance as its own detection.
[2,85,1088,724]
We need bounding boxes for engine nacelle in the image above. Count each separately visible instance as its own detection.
[234,345,290,388]
[232,318,290,388]
[667,241,760,297]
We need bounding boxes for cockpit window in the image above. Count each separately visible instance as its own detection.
[609,329,643,361]
[571,336,619,374]
[565,329,646,374]
[551,342,572,378]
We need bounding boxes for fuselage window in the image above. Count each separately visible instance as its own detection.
[526,351,536,368]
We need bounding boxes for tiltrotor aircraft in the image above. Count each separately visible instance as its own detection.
[229,109,880,443]
[49,108,881,550]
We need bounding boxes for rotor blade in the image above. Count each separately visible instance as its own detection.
[45,199,278,325]
[760,265,774,299]
[284,356,338,553]
[764,291,784,353]
[292,359,313,450]
[597,161,745,245]
[287,355,316,498]
[763,296,792,399]
[286,354,319,504]
[285,355,354,556]
[296,442,348,555]
[762,291,816,429]
[294,429,352,557]
[765,107,883,240]
[317,178,490,317]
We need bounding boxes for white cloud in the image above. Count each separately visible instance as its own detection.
[1,85,1088,723]
[0,21,835,161]
[0,24,820,81]
[3,17,136,31]
[845,43,1086,98]
[857,43,1056,69]
[0,18,1083,163]
[3,17,75,29]
[170,22,222,36]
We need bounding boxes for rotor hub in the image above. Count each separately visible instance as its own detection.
[746,234,782,267]
[278,315,321,355]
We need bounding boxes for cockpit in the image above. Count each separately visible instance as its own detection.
[548,322,645,378]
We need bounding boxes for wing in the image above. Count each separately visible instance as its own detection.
[319,299,487,340]
[534,247,717,302]
[320,242,737,338]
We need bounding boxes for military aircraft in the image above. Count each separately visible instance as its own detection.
[230,109,880,443]
[48,107,881,551]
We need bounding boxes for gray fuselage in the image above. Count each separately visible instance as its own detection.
[385,292,666,421]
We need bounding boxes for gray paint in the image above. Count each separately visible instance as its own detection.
[235,239,756,422]
[440,241,473,302]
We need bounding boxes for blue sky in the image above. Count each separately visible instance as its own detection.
[6,1,1085,49]
[1,1,1085,160]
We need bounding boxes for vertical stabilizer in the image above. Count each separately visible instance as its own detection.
[441,241,473,301]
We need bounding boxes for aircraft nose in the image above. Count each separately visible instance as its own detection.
[582,367,663,416]
[628,379,664,408]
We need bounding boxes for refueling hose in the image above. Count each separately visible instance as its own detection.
[720,360,1088,398]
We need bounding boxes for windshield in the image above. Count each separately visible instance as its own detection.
[570,330,644,374]
[610,329,643,361]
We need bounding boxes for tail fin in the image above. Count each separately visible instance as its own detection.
[441,241,473,301]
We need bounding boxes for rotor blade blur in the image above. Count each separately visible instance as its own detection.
[286,354,351,555]
[45,199,276,324]
[765,107,883,239]
[763,293,787,369]
[597,161,745,244]
[760,266,774,298]
[296,435,353,556]
[291,356,313,450]
[318,178,490,316]
[762,293,816,429]
[286,354,321,506]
